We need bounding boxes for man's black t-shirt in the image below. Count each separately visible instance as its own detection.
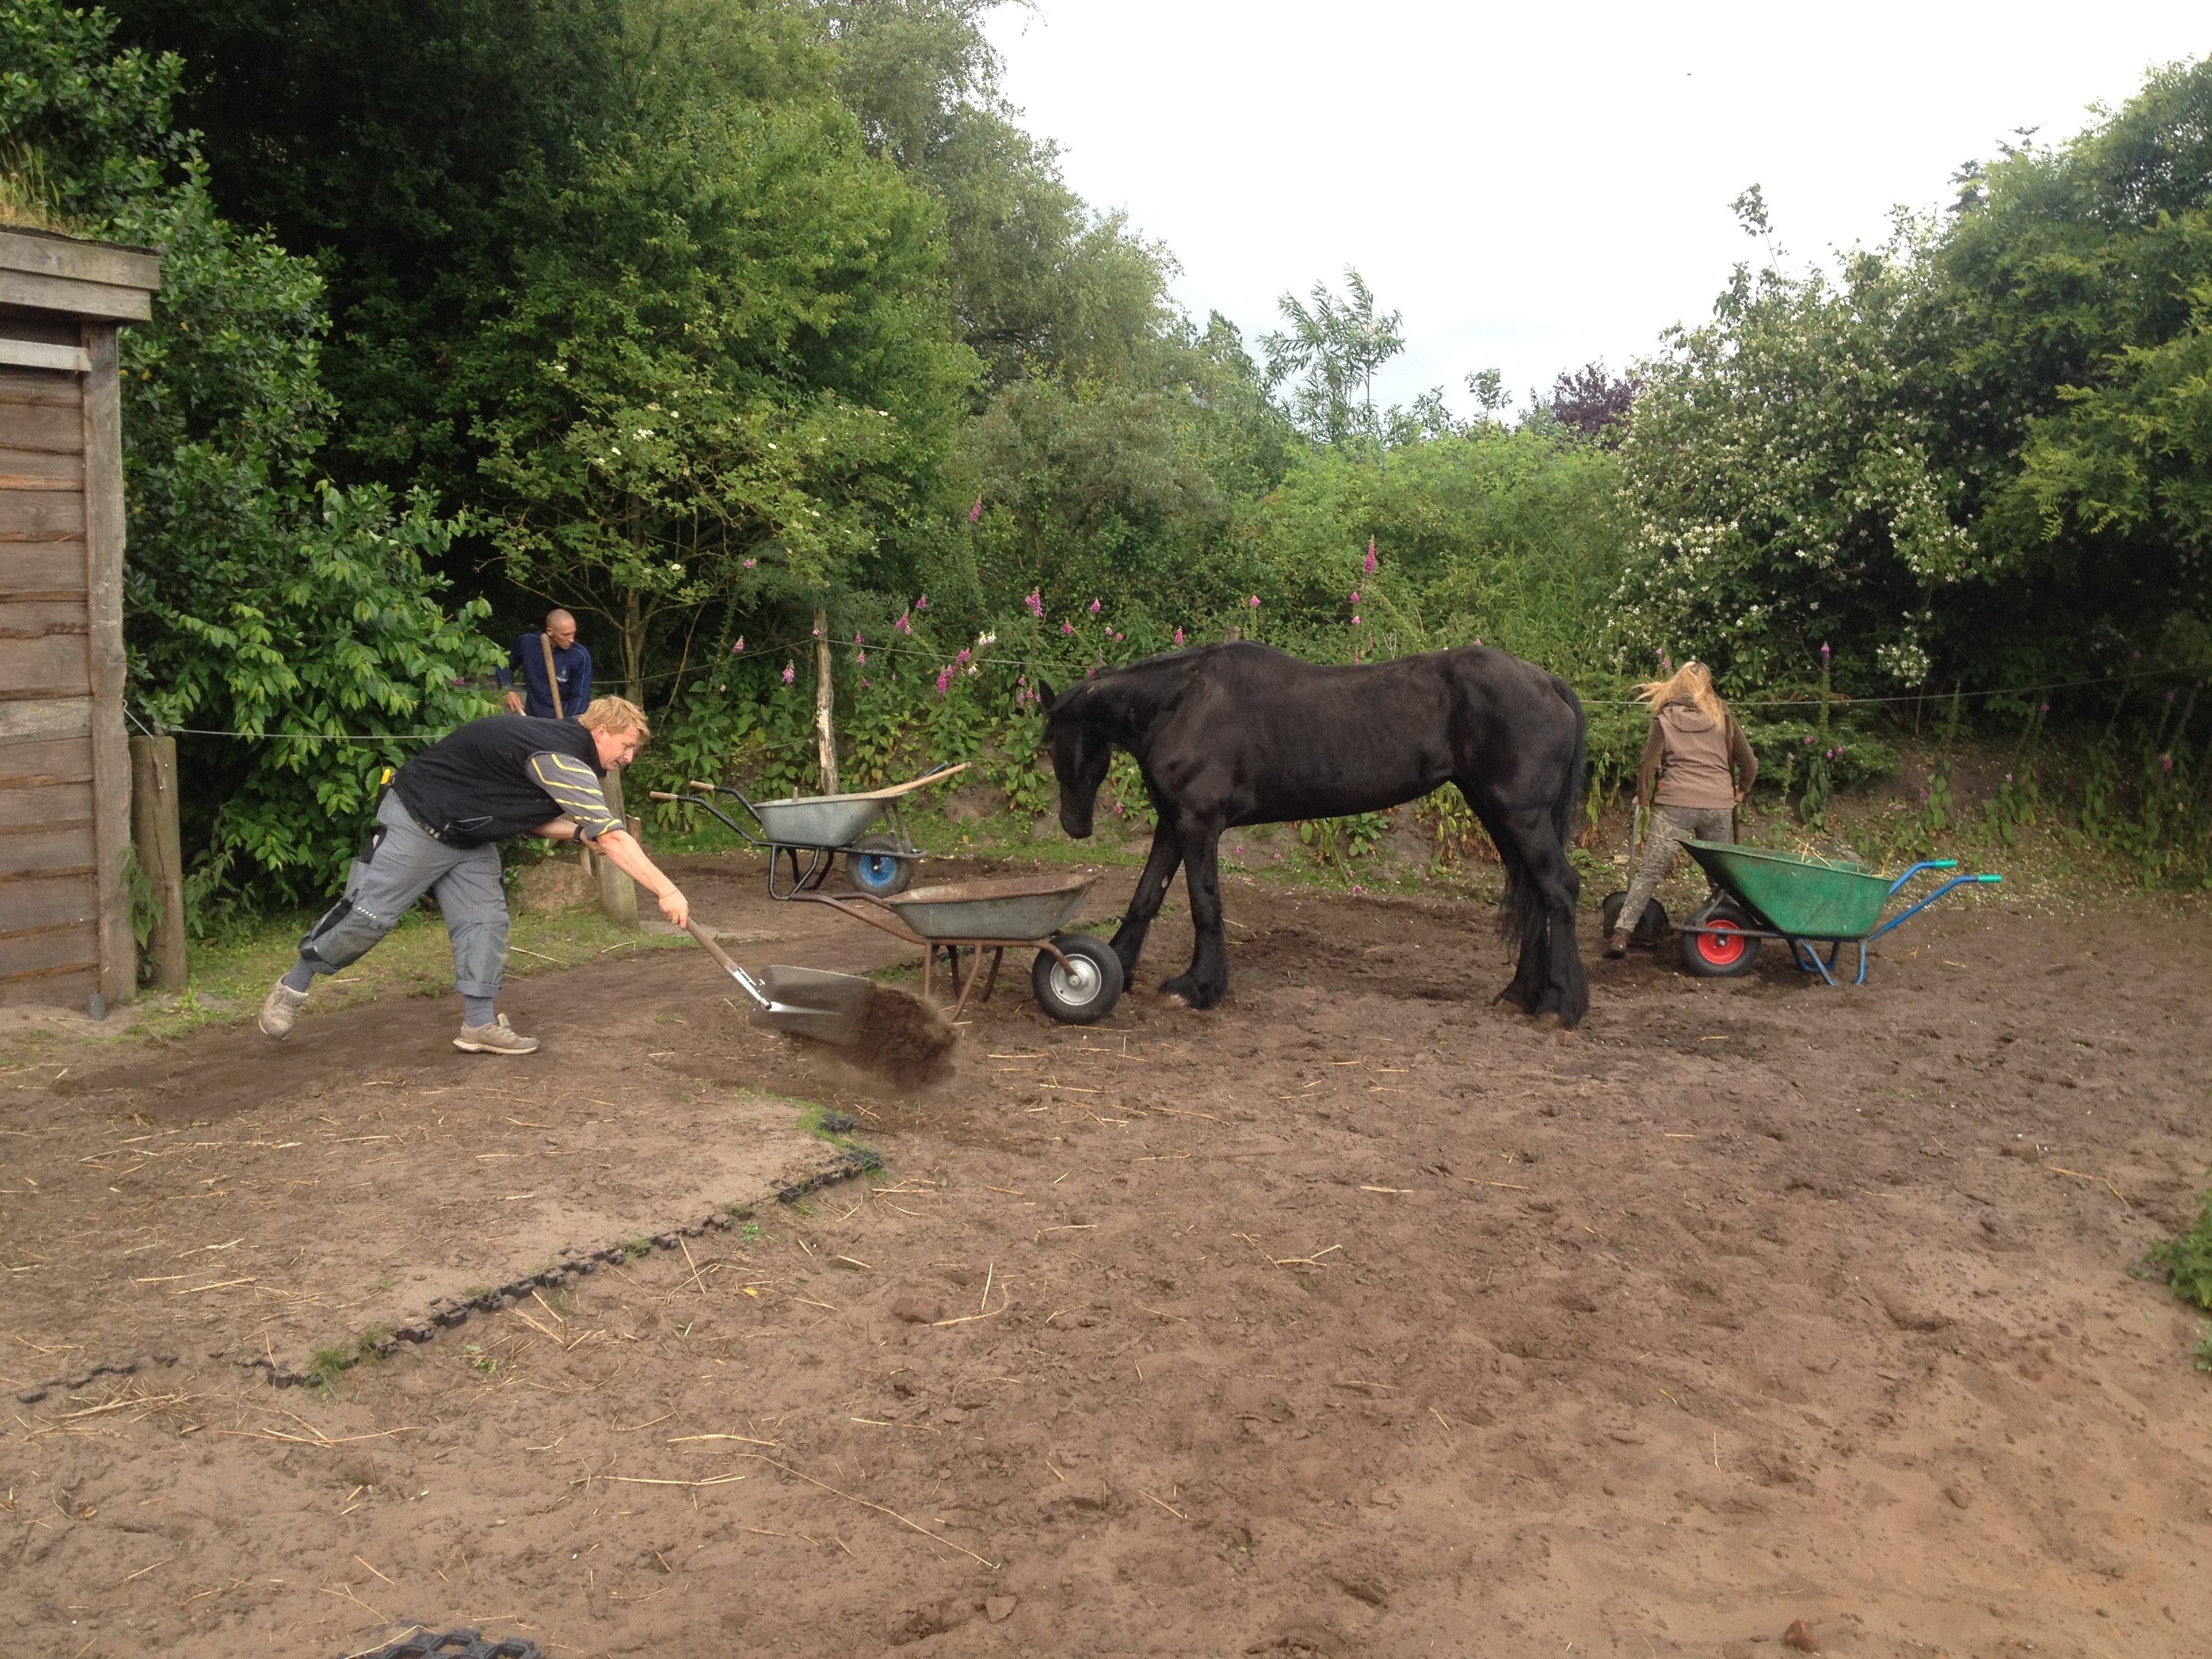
[392,716,604,847]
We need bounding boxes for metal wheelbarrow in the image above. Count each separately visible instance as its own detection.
[650,763,966,898]
[796,872,1124,1026]
[1675,840,2001,986]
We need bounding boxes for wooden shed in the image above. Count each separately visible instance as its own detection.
[0,228,161,1014]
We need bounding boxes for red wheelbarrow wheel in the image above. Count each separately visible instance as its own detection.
[1681,903,1763,978]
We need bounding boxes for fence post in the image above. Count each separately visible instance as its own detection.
[127,734,187,989]
[813,607,840,794]
[594,763,639,926]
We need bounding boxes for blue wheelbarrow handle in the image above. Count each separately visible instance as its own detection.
[1867,869,2002,941]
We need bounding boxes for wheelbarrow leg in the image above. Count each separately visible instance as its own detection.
[978,947,1003,1006]
[949,946,996,1023]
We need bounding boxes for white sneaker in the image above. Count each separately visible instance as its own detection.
[453,1013,540,1056]
[258,980,308,1039]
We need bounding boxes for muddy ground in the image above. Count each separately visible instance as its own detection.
[4,854,2210,1659]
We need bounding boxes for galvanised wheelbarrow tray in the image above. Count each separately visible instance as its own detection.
[649,763,967,898]
[1675,840,2001,986]
[792,874,1124,1027]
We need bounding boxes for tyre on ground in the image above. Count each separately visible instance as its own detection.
[846,833,914,896]
[1680,895,1762,977]
[1031,933,1123,1024]
[1600,889,1669,947]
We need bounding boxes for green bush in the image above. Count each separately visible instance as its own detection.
[2150,1193,2212,1311]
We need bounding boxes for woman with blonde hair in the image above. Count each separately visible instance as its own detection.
[1606,661,1757,959]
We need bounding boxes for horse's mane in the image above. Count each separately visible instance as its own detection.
[1045,644,1248,738]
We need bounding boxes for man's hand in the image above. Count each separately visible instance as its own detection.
[504,689,527,715]
[658,886,690,930]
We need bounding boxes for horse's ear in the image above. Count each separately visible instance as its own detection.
[1035,678,1057,711]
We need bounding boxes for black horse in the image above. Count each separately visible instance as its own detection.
[1039,641,1589,1025]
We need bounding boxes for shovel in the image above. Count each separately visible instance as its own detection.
[680,920,956,1080]
[684,920,873,1046]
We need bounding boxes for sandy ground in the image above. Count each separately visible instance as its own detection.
[4,853,2210,1659]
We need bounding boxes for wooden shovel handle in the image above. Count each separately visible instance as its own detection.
[683,918,747,978]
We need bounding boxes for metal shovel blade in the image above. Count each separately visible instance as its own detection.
[747,964,875,1047]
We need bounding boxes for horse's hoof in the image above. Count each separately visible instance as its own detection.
[1157,990,1191,1009]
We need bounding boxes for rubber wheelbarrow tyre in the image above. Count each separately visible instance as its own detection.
[1599,889,1669,947]
[1031,933,1124,1025]
[1680,896,1762,978]
[847,833,914,897]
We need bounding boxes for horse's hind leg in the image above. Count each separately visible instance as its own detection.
[1109,818,1183,981]
[1483,806,1585,1025]
[1160,821,1228,1010]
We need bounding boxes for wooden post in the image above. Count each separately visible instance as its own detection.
[81,320,134,1007]
[127,735,186,988]
[596,762,637,926]
[813,607,839,794]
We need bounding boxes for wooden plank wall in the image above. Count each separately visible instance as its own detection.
[0,359,99,1004]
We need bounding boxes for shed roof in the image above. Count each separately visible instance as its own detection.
[0,226,163,321]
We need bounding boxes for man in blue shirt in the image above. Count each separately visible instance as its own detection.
[499,608,592,720]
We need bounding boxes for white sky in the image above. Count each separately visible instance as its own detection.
[984,1,2212,417]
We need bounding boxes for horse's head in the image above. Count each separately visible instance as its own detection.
[1038,679,1111,839]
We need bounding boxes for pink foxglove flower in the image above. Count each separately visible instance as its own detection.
[916,595,928,611]
[1173,628,1184,647]
[895,613,912,634]
[1248,595,1260,609]
[1364,537,1378,575]
[1025,590,1044,618]
[1089,597,1102,614]
[1062,620,1073,635]
[935,665,953,695]
[743,558,757,569]
[732,637,745,654]
[970,498,983,523]
[782,662,796,685]
[1351,614,1361,626]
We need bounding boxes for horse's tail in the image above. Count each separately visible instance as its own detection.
[1553,676,1589,862]
[1551,677,1591,1022]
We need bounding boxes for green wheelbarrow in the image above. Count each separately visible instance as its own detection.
[1674,842,2001,986]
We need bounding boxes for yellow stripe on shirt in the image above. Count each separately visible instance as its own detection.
[529,751,621,839]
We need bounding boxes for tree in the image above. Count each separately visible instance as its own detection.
[819,0,1183,393]
[1613,201,1976,689]
[467,3,977,701]
[1547,360,1639,445]
[1260,267,1405,446]
[1905,58,2212,681]
[2,0,497,903]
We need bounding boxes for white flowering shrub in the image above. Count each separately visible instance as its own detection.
[1613,228,1984,692]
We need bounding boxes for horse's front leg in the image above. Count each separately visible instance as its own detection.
[1159,821,1228,1010]
[1109,817,1183,981]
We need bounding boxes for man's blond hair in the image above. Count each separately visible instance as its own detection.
[578,696,651,741]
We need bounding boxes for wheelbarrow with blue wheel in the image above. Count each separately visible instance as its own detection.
[649,763,966,898]
[1674,841,2001,985]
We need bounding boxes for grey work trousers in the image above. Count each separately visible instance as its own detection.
[1616,804,1734,935]
[298,793,510,997]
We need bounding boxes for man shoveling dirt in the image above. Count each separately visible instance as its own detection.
[256,696,689,1054]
